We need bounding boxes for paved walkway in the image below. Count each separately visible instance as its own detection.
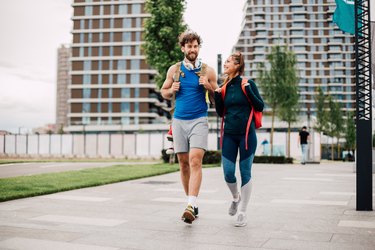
[0,162,375,249]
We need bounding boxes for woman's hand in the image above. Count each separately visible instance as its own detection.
[214,87,222,93]
[242,80,249,87]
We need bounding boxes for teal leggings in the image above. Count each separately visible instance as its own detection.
[221,132,257,186]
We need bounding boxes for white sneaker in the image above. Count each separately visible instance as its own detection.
[234,213,247,227]
[166,148,174,155]
[228,195,241,216]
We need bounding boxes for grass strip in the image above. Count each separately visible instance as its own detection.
[0,163,219,202]
[0,163,180,202]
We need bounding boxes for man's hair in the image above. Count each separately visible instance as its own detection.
[302,126,307,130]
[179,30,202,47]
[231,51,245,76]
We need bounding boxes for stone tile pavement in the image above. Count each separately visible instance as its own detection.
[0,162,374,249]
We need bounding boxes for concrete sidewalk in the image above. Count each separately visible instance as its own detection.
[0,162,374,249]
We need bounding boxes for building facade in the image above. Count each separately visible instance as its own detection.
[66,0,166,133]
[233,0,355,114]
[56,44,71,131]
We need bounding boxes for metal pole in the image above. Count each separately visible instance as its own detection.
[217,54,222,150]
[355,0,373,211]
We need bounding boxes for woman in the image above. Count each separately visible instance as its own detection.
[214,52,264,227]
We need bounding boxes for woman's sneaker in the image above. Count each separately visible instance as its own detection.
[181,205,196,224]
[234,213,247,227]
[228,195,241,216]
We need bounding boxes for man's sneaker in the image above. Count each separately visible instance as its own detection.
[228,195,241,216]
[166,147,174,155]
[166,134,173,142]
[234,213,247,227]
[181,205,196,224]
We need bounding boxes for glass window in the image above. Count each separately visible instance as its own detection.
[135,18,141,27]
[83,75,91,85]
[98,74,102,85]
[85,6,93,16]
[80,47,84,57]
[121,117,130,125]
[83,88,91,98]
[121,88,130,98]
[118,74,126,84]
[131,74,139,84]
[84,61,91,71]
[80,20,85,29]
[135,32,141,41]
[123,32,131,42]
[131,59,140,69]
[83,103,90,113]
[123,18,131,28]
[118,60,126,70]
[119,4,128,15]
[132,4,141,14]
[122,46,131,55]
[134,45,140,55]
[121,102,130,112]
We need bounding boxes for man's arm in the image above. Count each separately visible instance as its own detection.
[160,65,180,100]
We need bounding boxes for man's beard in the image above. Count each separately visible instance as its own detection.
[185,52,197,62]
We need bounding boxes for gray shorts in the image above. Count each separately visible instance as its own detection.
[172,116,209,153]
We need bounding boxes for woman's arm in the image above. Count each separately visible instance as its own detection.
[244,80,264,112]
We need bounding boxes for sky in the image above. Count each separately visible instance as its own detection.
[0,0,245,134]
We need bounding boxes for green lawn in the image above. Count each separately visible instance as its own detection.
[0,163,218,202]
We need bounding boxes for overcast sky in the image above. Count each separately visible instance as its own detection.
[0,0,244,134]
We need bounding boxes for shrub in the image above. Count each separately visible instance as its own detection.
[161,150,221,164]
[253,156,293,164]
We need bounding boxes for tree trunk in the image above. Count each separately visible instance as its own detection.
[331,141,335,161]
[287,122,291,158]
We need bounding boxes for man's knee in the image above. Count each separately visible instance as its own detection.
[178,154,189,170]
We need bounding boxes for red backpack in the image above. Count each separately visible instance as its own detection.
[220,78,263,150]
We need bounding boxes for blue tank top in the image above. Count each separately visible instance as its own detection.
[173,63,208,120]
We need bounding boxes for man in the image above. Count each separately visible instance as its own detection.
[298,126,310,165]
[161,31,218,224]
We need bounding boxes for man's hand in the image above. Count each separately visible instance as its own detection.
[171,81,180,93]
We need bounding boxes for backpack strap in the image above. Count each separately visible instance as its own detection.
[241,78,254,150]
[170,62,182,115]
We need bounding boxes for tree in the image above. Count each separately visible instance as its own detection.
[314,87,328,133]
[277,51,299,158]
[257,45,299,156]
[143,0,187,89]
[326,96,344,160]
[344,111,356,159]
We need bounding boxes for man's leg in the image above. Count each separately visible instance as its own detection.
[177,153,190,196]
[188,148,205,196]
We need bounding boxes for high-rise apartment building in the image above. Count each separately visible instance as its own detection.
[233,0,355,114]
[56,44,71,130]
[66,0,166,133]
